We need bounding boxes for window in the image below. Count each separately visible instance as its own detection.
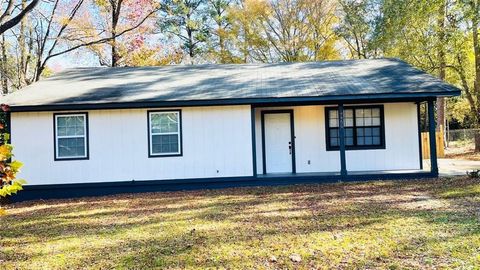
[54,113,88,160]
[148,110,182,157]
[326,106,384,150]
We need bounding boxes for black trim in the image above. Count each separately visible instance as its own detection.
[5,111,11,164]
[6,111,10,144]
[338,104,347,176]
[147,109,183,158]
[428,100,438,174]
[261,112,266,174]
[260,110,296,174]
[417,102,423,170]
[9,172,438,202]
[325,105,386,151]
[251,106,257,177]
[53,112,89,161]
[8,92,460,112]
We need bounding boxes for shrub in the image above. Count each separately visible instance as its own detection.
[0,104,25,214]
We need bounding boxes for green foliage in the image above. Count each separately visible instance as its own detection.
[336,0,377,59]
[0,105,25,204]
[158,0,212,62]
[228,0,341,63]
[206,0,242,63]
[448,97,476,128]
[373,0,479,132]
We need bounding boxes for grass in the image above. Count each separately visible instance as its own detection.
[1,177,480,269]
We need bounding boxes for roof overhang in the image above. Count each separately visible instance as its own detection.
[7,91,460,112]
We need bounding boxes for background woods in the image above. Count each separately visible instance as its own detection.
[0,0,479,150]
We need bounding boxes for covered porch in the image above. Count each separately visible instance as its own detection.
[250,98,439,181]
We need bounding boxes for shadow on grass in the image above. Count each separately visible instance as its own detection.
[1,177,479,269]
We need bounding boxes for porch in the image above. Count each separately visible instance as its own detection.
[250,99,439,180]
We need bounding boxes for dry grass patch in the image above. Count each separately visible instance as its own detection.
[1,177,480,269]
[445,141,480,161]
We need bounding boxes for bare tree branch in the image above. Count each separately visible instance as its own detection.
[43,7,160,67]
[0,0,39,35]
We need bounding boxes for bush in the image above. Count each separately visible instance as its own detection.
[0,104,25,214]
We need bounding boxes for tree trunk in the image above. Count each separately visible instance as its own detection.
[18,0,27,87]
[436,97,445,130]
[475,133,480,153]
[110,1,122,67]
[187,27,194,64]
[219,28,226,63]
[436,0,446,134]
[0,35,8,95]
[471,1,480,152]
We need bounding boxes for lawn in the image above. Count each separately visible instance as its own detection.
[1,177,480,269]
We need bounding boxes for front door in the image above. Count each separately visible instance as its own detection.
[263,111,295,174]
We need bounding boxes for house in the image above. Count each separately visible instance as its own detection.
[1,59,461,201]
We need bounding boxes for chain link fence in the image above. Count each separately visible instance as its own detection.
[446,129,479,155]
[447,129,480,144]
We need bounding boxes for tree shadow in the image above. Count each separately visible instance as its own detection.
[1,177,479,268]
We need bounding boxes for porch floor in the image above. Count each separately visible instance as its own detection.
[257,169,429,179]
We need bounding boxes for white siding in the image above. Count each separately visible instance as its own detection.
[255,102,420,173]
[255,106,340,174]
[345,103,420,171]
[11,105,253,185]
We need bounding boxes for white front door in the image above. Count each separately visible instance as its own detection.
[264,112,293,173]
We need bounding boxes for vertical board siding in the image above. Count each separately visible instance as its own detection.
[12,102,421,185]
[11,105,253,185]
[256,105,341,174]
[255,102,420,174]
[345,103,420,171]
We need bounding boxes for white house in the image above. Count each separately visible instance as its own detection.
[1,59,461,200]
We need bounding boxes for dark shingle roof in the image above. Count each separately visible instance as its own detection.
[1,58,461,111]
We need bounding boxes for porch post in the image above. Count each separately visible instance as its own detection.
[416,102,423,170]
[251,105,257,177]
[338,103,347,176]
[428,99,439,175]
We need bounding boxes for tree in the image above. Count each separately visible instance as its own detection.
[450,1,480,151]
[0,34,8,94]
[158,0,211,63]
[304,0,339,60]
[68,0,161,67]
[229,0,271,62]
[260,0,313,62]
[0,0,39,35]
[20,0,159,84]
[436,0,447,134]
[336,0,378,59]
[228,0,340,63]
[207,0,240,63]
[374,0,480,152]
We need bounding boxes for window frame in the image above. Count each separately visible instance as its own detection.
[53,112,89,161]
[147,110,183,158]
[325,105,386,151]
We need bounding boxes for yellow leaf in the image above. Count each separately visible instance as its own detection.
[15,179,27,185]
[10,160,23,172]
[0,144,12,160]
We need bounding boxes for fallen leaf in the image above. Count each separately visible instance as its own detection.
[290,254,301,263]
